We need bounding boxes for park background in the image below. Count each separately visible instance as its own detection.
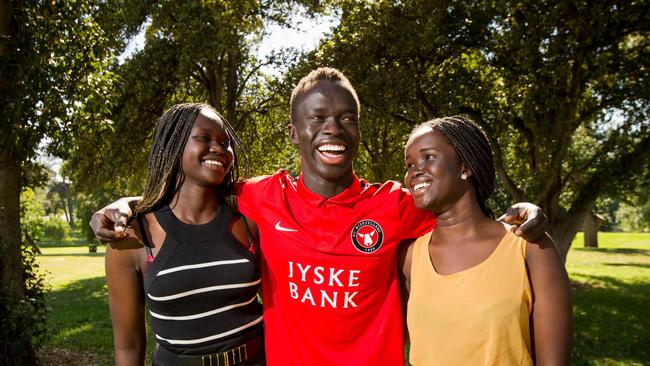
[1,1,648,365]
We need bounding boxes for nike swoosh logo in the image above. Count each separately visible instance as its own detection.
[275,221,298,232]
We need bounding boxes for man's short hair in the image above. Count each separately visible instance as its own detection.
[289,67,360,123]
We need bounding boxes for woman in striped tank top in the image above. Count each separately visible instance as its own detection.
[400,116,572,365]
[105,103,264,365]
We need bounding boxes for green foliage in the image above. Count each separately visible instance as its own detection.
[0,2,126,361]
[41,217,71,245]
[22,181,75,245]
[612,167,650,232]
[485,177,515,218]
[302,0,650,255]
[21,160,51,189]
[593,196,620,232]
[616,202,650,232]
[66,1,313,194]
[21,188,47,244]
[1,1,120,164]
[0,246,50,365]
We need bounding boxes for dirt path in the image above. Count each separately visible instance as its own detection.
[38,347,106,366]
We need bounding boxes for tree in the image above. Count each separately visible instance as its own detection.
[486,0,649,258]
[66,1,313,196]
[617,201,650,232]
[46,181,74,228]
[305,0,650,259]
[0,1,126,363]
[613,167,650,231]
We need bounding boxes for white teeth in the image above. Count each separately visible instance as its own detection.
[413,182,431,191]
[318,144,345,152]
[203,160,223,167]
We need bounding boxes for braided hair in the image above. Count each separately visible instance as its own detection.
[412,116,495,218]
[289,67,360,122]
[134,103,248,217]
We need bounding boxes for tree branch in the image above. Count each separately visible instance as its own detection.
[363,99,417,125]
[510,114,537,173]
[415,82,438,116]
[465,108,527,201]
[567,133,650,217]
[236,59,274,100]
[190,63,210,88]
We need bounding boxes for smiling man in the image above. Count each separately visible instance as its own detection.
[235,68,435,365]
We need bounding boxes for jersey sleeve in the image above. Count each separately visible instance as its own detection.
[235,178,265,223]
[398,187,436,239]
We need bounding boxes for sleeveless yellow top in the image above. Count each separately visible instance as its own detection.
[406,230,533,366]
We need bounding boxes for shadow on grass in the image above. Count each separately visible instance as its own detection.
[45,276,113,365]
[574,248,650,255]
[604,262,650,269]
[572,275,650,365]
[39,252,105,257]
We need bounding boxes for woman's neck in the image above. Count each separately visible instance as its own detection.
[432,195,492,240]
[169,183,220,224]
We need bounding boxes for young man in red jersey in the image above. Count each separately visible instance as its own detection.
[91,68,547,366]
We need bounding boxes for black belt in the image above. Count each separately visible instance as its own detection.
[154,336,263,366]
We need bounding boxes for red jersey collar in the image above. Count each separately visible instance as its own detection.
[296,172,363,207]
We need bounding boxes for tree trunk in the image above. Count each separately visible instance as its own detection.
[63,181,74,228]
[550,204,594,262]
[0,1,38,362]
[583,212,603,248]
[0,153,23,303]
[0,151,36,364]
[0,0,13,95]
[0,0,22,304]
[61,195,70,224]
[551,222,579,263]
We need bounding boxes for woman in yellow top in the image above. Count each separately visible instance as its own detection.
[399,116,572,365]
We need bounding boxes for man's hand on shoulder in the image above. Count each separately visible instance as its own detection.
[89,197,140,243]
[499,202,548,242]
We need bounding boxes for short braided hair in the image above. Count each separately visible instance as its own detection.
[289,67,360,122]
[412,115,495,218]
[134,103,248,216]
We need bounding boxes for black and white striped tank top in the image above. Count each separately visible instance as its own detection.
[142,205,263,355]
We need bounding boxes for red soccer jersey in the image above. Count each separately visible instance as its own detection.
[237,170,434,366]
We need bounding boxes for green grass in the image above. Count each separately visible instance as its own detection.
[36,244,154,365]
[567,233,650,366]
[36,233,650,365]
[37,246,113,365]
[38,246,107,289]
[39,236,93,247]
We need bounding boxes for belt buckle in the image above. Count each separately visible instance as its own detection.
[201,342,249,366]
[240,343,248,362]
[201,353,221,366]
[201,354,217,366]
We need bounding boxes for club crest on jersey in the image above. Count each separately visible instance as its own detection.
[351,220,384,253]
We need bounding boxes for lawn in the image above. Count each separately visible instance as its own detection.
[567,233,650,366]
[35,233,650,365]
[36,246,114,365]
[36,245,155,365]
